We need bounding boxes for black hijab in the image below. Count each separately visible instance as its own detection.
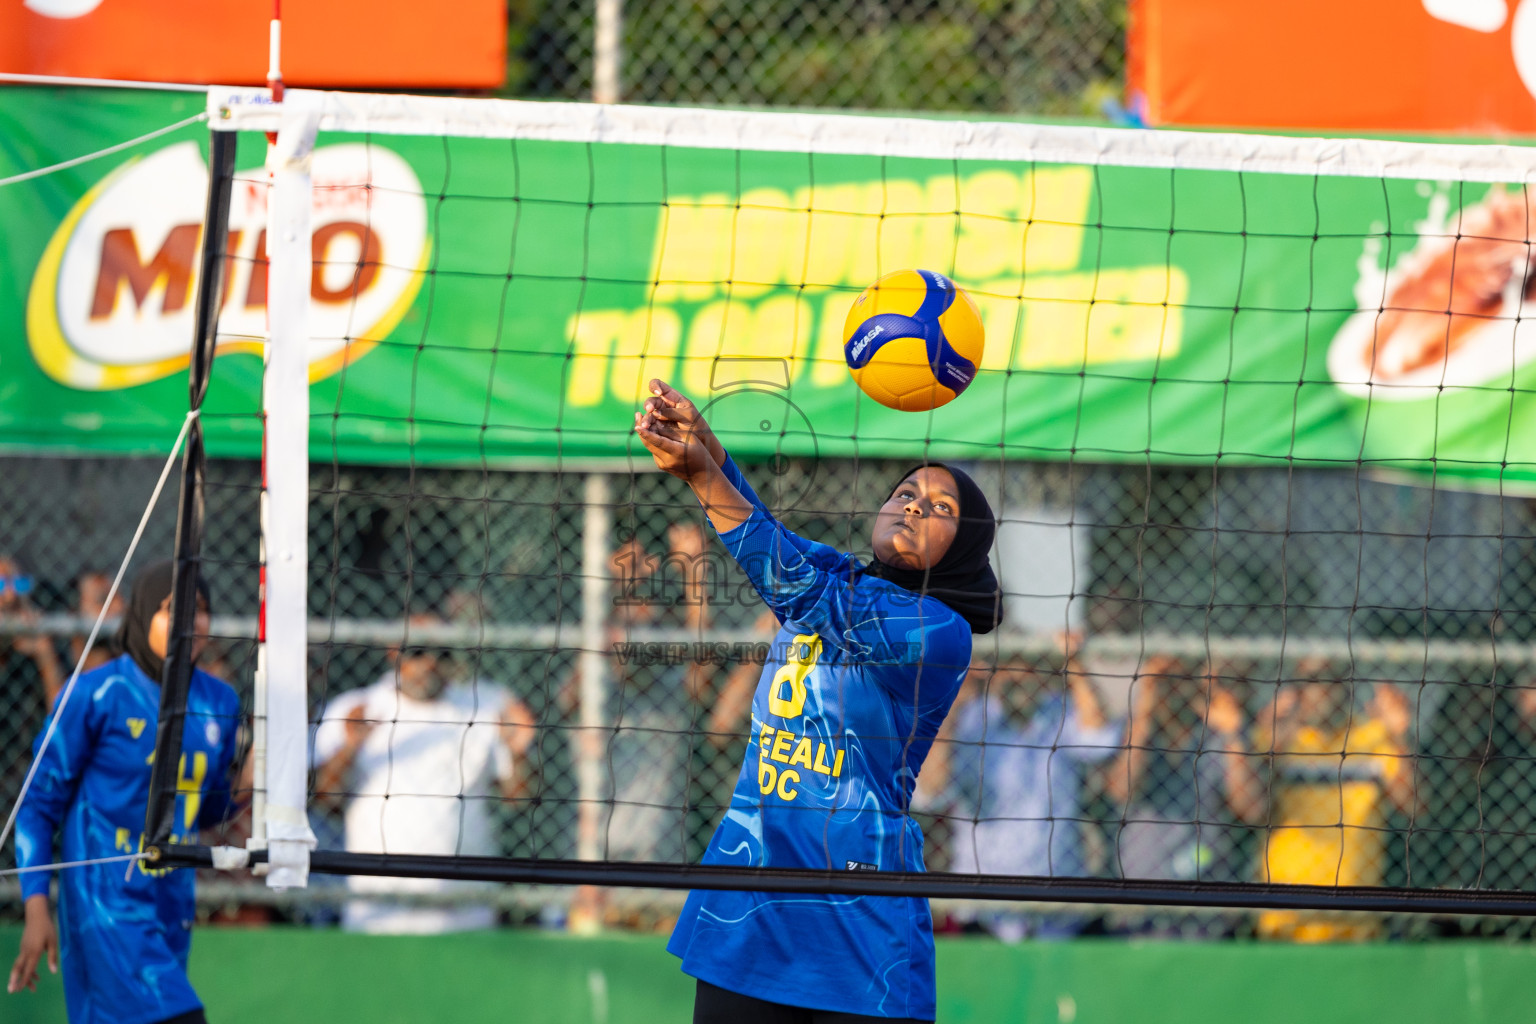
[862,463,1003,635]
[119,560,209,682]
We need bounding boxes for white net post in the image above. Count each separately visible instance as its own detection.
[252,97,319,889]
[576,473,612,861]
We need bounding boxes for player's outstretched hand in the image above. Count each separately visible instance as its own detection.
[8,896,58,994]
[635,380,716,481]
[640,380,725,467]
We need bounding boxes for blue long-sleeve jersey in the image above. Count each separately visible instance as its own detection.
[14,653,241,1024]
[668,458,971,1021]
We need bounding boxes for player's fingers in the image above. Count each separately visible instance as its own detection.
[45,940,57,975]
[641,402,679,426]
[640,412,682,437]
[646,395,694,426]
[649,379,691,410]
[637,421,679,445]
[639,428,687,460]
[633,422,665,448]
[644,394,684,416]
[647,400,687,422]
[8,949,34,994]
[651,416,685,436]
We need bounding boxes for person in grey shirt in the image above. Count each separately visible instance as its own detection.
[1104,658,1264,886]
[922,634,1121,939]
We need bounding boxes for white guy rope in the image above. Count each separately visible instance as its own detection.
[0,72,209,92]
[0,853,146,878]
[208,87,1536,184]
[0,112,208,189]
[0,410,198,860]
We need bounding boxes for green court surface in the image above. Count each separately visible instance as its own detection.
[6,926,1536,1023]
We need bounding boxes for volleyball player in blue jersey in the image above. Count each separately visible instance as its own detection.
[8,561,241,1024]
[635,381,1001,1023]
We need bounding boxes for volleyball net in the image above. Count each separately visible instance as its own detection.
[126,87,1536,927]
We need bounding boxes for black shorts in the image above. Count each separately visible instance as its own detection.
[155,1011,208,1024]
[692,979,931,1024]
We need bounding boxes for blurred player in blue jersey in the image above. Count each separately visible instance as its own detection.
[8,560,242,1024]
[635,381,1001,1024]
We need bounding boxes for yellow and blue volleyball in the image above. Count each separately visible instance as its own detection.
[842,269,984,412]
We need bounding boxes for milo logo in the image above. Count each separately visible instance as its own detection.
[27,140,429,390]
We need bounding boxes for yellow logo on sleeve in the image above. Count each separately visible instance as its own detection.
[127,717,147,739]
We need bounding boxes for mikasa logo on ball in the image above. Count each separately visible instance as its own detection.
[851,324,884,361]
[27,140,429,391]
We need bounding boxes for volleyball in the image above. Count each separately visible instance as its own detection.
[842,269,985,412]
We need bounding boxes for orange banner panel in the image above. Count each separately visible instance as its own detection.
[1131,0,1536,134]
[0,0,505,89]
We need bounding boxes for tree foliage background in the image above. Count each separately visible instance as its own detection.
[502,0,1126,115]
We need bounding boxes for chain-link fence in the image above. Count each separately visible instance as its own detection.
[508,0,1126,115]
[9,452,1536,937]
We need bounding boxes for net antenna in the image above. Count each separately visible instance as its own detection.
[267,0,284,109]
[142,130,237,854]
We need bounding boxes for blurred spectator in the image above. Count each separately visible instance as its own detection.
[608,535,660,612]
[706,608,780,752]
[1474,677,1536,890]
[662,520,712,632]
[1252,658,1416,941]
[312,612,536,934]
[1105,658,1264,885]
[0,553,63,707]
[1411,666,1536,894]
[922,633,1122,940]
[566,523,731,932]
[69,570,125,676]
[1422,670,1536,891]
[596,528,705,865]
[197,640,236,681]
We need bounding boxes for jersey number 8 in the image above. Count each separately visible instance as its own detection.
[768,634,822,720]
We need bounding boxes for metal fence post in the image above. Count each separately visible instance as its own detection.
[594,0,622,103]
[576,472,612,861]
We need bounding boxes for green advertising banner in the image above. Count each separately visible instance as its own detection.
[3,86,1533,483]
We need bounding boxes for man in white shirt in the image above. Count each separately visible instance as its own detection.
[313,615,536,934]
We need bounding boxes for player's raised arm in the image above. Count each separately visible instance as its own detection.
[636,380,849,570]
[634,381,753,533]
